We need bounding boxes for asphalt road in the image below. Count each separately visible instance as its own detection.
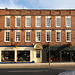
[0,68,66,75]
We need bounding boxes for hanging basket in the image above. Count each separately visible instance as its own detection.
[14,43,19,48]
[68,42,72,48]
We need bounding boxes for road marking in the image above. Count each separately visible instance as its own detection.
[8,70,48,72]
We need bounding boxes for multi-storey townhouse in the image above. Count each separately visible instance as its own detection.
[0,9,75,63]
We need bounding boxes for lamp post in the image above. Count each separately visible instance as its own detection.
[49,17,52,66]
[49,40,50,65]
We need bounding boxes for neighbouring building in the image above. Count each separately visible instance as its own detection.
[0,8,75,63]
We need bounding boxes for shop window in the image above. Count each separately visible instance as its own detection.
[17,51,30,62]
[46,50,59,62]
[61,50,70,62]
[2,51,14,62]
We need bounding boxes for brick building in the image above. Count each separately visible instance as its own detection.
[0,9,75,63]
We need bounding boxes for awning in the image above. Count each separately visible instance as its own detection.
[43,45,75,51]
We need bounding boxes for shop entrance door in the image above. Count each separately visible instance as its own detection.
[71,51,75,62]
[36,50,42,63]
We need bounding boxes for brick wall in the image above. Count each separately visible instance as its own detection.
[0,9,75,46]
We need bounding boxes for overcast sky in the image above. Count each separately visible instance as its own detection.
[0,0,74,9]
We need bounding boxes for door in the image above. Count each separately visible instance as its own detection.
[71,51,75,62]
[36,50,42,63]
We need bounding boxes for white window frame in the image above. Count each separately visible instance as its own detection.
[5,16,10,27]
[25,30,31,42]
[46,30,51,42]
[66,16,71,27]
[36,30,41,42]
[4,30,10,42]
[66,30,71,42]
[15,30,20,42]
[36,16,41,27]
[25,16,31,27]
[56,30,61,42]
[46,16,51,27]
[15,16,21,27]
[56,16,61,27]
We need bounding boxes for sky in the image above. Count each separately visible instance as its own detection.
[0,0,75,9]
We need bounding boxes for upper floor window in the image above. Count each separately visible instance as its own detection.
[15,16,21,27]
[25,30,31,42]
[56,16,61,27]
[15,30,20,42]
[36,30,41,42]
[4,30,10,42]
[66,16,71,27]
[46,16,51,27]
[5,16,10,27]
[25,16,31,27]
[56,30,61,42]
[46,30,51,42]
[66,30,71,42]
[36,16,41,27]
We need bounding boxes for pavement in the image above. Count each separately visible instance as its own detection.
[0,62,75,68]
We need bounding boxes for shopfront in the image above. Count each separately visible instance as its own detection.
[0,47,35,63]
[0,44,43,63]
[42,45,75,63]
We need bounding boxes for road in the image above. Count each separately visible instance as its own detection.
[1,66,75,75]
[0,68,66,75]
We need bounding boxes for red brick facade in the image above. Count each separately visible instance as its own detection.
[0,9,75,46]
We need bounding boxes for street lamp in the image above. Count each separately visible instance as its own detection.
[49,17,52,65]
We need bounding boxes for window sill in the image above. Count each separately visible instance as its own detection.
[4,41,10,43]
[15,41,20,42]
[66,41,71,42]
[25,41,31,42]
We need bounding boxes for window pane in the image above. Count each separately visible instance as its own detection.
[67,32,71,41]
[56,18,61,27]
[6,18,10,27]
[16,18,20,27]
[5,32,10,42]
[36,32,41,42]
[66,18,71,27]
[46,18,51,27]
[46,32,51,41]
[26,18,31,27]
[57,32,61,41]
[26,32,30,41]
[36,18,41,27]
[16,32,20,42]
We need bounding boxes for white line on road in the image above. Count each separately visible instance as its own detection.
[8,70,48,72]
